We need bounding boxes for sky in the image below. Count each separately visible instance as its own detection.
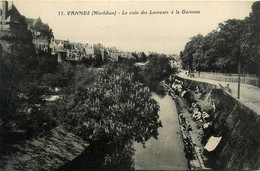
[12,1,255,54]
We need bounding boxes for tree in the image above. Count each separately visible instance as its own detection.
[0,43,59,144]
[214,19,245,73]
[92,54,103,67]
[143,54,177,94]
[131,52,138,61]
[140,52,147,62]
[41,63,74,91]
[180,34,204,71]
[0,45,29,134]
[58,65,162,169]
[181,2,260,75]
[242,2,260,75]
[201,31,219,71]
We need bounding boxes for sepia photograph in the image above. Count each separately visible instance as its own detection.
[0,0,260,170]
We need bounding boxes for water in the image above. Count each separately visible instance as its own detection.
[133,94,188,170]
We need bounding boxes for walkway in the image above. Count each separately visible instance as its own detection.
[178,72,260,115]
[133,94,188,170]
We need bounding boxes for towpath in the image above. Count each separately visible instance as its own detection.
[178,72,260,115]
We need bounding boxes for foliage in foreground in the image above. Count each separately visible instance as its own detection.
[0,46,59,143]
[1,40,175,169]
[59,64,162,169]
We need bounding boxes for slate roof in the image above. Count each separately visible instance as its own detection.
[1,126,88,171]
[25,17,50,31]
[25,18,35,26]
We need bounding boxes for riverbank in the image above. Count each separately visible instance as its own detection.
[164,82,209,170]
[173,95,208,170]
[163,75,260,170]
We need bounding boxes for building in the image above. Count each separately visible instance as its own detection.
[93,43,107,61]
[84,43,94,57]
[0,1,33,57]
[0,1,28,32]
[49,38,71,62]
[25,17,53,53]
[50,39,93,62]
[49,38,73,52]
[120,51,135,59]
[107,47,119,61]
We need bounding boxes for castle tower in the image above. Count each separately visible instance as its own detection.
[1,1,8,24]
[0,0,35,58]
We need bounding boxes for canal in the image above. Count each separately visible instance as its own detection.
[133,94,188,170]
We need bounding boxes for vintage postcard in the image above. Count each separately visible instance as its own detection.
[0,1,259,170]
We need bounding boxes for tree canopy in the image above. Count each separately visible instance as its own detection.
[58,64,162,169]
[142,53,177,94]
[180,1,260,75]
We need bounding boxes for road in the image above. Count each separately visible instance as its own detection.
[133,94,188,170]
[178,72,260,115]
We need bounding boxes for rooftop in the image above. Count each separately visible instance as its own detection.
[1,126,88,170]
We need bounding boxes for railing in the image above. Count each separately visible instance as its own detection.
[193,72,260,87]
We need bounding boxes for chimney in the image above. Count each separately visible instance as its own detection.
[2,1,8,22]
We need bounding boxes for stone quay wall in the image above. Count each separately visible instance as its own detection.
[175,76,260,170]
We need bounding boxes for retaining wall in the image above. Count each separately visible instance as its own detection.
[177,76,260,170]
